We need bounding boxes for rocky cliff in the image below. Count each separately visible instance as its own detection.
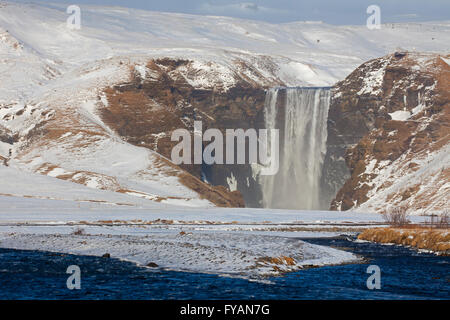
[98,58,286,207]
[1,56,254,208]
[97,53,450,213]
[329,52,449,214]
[2,2,450,212]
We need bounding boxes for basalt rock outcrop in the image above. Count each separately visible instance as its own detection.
[328,52,449,214]
[99,58,284,207]
[97,53,449,213]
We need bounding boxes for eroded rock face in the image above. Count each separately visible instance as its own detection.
[98,58,281,207]
[328,52,449,214]
[97,53,449,213]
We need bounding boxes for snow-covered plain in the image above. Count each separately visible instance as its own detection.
[0,2,446,277]
[0,191,428,278]
[0,225,360,278]
[0,194,372,278]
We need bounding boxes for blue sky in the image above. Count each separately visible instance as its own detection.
[13,0,450,24]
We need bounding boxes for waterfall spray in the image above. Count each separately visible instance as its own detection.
[260,87,330,210]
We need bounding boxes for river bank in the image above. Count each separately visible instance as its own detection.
[358,227,450,255]
[2,235,449,300]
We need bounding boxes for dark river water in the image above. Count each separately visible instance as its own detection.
[0,236,448,300]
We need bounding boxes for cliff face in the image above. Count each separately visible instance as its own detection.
[329,52,449,214]
[98,58,286,207]
[3,33,447,212]
[1,56,252,208]
[99,53,450,213]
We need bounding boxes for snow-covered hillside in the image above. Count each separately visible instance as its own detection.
[1,1,450,102]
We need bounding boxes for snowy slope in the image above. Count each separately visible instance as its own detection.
[0,53,217,207]
[1,1,450,102]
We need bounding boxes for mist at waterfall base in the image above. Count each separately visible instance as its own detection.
[260,87,331,210]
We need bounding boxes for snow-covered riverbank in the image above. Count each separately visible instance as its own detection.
[0,195,428,278]
[0,225,358,278]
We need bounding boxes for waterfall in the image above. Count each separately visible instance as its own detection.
[260,87,330,210]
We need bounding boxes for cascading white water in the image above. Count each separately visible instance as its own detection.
[260,87,330,210]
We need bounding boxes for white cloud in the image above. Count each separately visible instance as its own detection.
[239,2,259,12]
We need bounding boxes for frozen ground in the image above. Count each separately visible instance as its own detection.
[0,194,428,278]
[0,192,422,225]
[0,207,365,278]
[0,225,359,278]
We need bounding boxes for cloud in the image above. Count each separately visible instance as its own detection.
[239,2,259,12]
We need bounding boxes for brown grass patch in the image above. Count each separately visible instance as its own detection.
[358,227,450,255]
[258,256,297,266]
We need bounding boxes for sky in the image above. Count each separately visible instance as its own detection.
[11,0,450,25]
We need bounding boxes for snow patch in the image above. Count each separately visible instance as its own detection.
[389,110,411,121]
[226,172,238,192]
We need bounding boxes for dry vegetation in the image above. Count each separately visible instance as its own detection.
[256,256,297,272]
[425,210,450,228]
[358,227,450,255]
[381,206,411,226]
[359,206,449,254]
[71,227,86,236]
